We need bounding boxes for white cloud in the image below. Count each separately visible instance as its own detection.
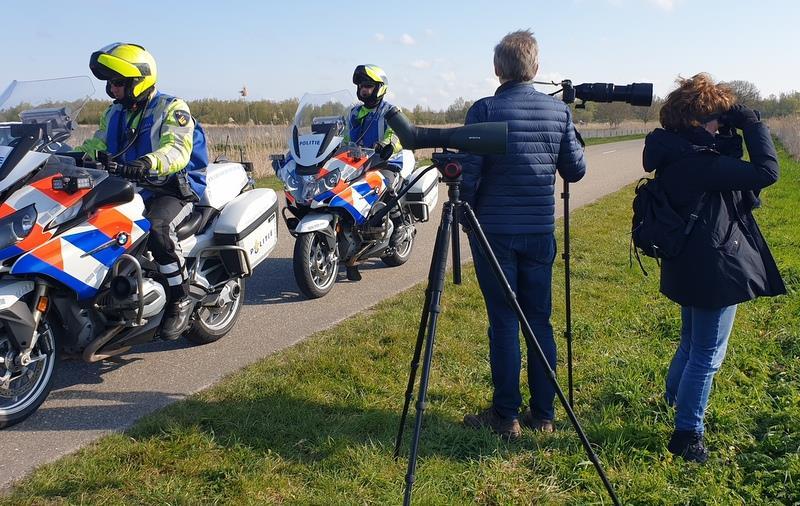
[374,33,385,42]
[440,71,457,83]
[401,33,416,45]
[648,0,675,10]
[411,60,432,69]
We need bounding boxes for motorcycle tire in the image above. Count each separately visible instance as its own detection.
[185,278,246,345]
[381,227,415,267]
[293,232,338,299]
[0,320,58,429]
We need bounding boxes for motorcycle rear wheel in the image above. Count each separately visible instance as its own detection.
[185,278,246,345]
[293,232,338,299]
[381,225,415,267]
[0,321,57,429]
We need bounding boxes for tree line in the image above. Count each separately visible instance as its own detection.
[68,80,800,127]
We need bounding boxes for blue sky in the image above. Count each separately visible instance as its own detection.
[3,0,798,110]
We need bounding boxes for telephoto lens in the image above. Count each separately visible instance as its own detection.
[574,82,653,106]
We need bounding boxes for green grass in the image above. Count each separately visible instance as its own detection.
[583,133,646,145]
[254,175,283,192]
[6,145,798,505]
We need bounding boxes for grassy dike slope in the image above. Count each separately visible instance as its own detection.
[4,144,798,505]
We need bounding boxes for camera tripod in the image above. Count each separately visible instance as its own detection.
[391,153,619,505]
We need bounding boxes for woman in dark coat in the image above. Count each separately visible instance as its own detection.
[642,73,785,463]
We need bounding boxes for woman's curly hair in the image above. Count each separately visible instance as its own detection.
[660,73,736,131]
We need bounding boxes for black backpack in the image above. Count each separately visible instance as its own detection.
[630,175,707,274]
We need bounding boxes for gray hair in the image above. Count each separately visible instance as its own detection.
[493,30,539,82]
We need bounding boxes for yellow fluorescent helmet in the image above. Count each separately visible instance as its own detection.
[353,64,389,106]
[90,43,158,101]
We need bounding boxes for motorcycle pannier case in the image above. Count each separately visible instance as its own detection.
[404,167,439,222]
[214,189,278,276]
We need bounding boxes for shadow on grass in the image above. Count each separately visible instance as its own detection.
[127,390,580,465]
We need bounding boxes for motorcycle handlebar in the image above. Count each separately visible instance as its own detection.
[384,107,508,155]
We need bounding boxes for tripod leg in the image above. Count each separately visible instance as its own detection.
[462,202,620,506]
[562,180,574,408]
[402,201,454,506]
[451,207,462,285]
[394,215,446,458]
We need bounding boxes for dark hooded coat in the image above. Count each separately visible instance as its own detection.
[642,122,786,308]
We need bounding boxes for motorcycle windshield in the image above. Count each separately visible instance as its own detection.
[289,91,357,167]
[0,76,95,147]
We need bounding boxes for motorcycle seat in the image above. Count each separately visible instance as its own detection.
[176,206,217,241]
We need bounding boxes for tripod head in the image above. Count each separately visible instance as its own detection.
[431,151,470,182]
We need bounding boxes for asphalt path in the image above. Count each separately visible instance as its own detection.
[0,138,646,489]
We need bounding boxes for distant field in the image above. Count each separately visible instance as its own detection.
[72,121,653,178]
[768,115,800,157]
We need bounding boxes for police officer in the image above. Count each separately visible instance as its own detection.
[345,64,401,155]
[77,43,208,340]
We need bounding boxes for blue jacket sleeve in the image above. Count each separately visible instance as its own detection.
[460,101,488,207]
[556,107,586,183]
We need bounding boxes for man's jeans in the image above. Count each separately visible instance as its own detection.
[666,305,738,433]
[470,232,557,420]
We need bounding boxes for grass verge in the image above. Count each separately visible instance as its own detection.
[5,144,798,505]
[583,133,647,145]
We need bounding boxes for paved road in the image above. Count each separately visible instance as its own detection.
[0,139,646,489]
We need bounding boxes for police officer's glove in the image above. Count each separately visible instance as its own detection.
[722,104,760,130]
[119,157,152,181]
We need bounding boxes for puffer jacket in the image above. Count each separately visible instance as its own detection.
[460,81,586,235]
[642,124,786,308]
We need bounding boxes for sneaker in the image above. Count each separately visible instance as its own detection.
[463,407,521,441]
[161,298,194,340]
[667,430,709,464]
[520,408,555,433]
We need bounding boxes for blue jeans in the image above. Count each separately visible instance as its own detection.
[665,305,737,433]
[470,232,557,420]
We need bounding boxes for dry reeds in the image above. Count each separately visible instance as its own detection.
[768,115,800,158]
[70,120,656,178]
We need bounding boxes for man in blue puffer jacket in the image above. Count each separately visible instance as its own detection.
[461,29,586,440]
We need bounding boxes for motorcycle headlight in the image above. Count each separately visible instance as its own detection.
[0,204,38,250]
[284,173,300,192]
[316,169,341,195]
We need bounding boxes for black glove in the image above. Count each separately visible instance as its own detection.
[119,157,151,181]
[721,104,760,130]
[714,131,743,159]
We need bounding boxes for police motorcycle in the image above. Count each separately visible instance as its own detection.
[273,91,439,298]
[0,77,279,428]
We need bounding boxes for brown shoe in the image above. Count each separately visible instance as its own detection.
[464,407,521,441]
[521,408,555,433]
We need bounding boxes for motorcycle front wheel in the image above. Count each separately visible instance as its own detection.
[0,320,57,429]
[293,232,338,299]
